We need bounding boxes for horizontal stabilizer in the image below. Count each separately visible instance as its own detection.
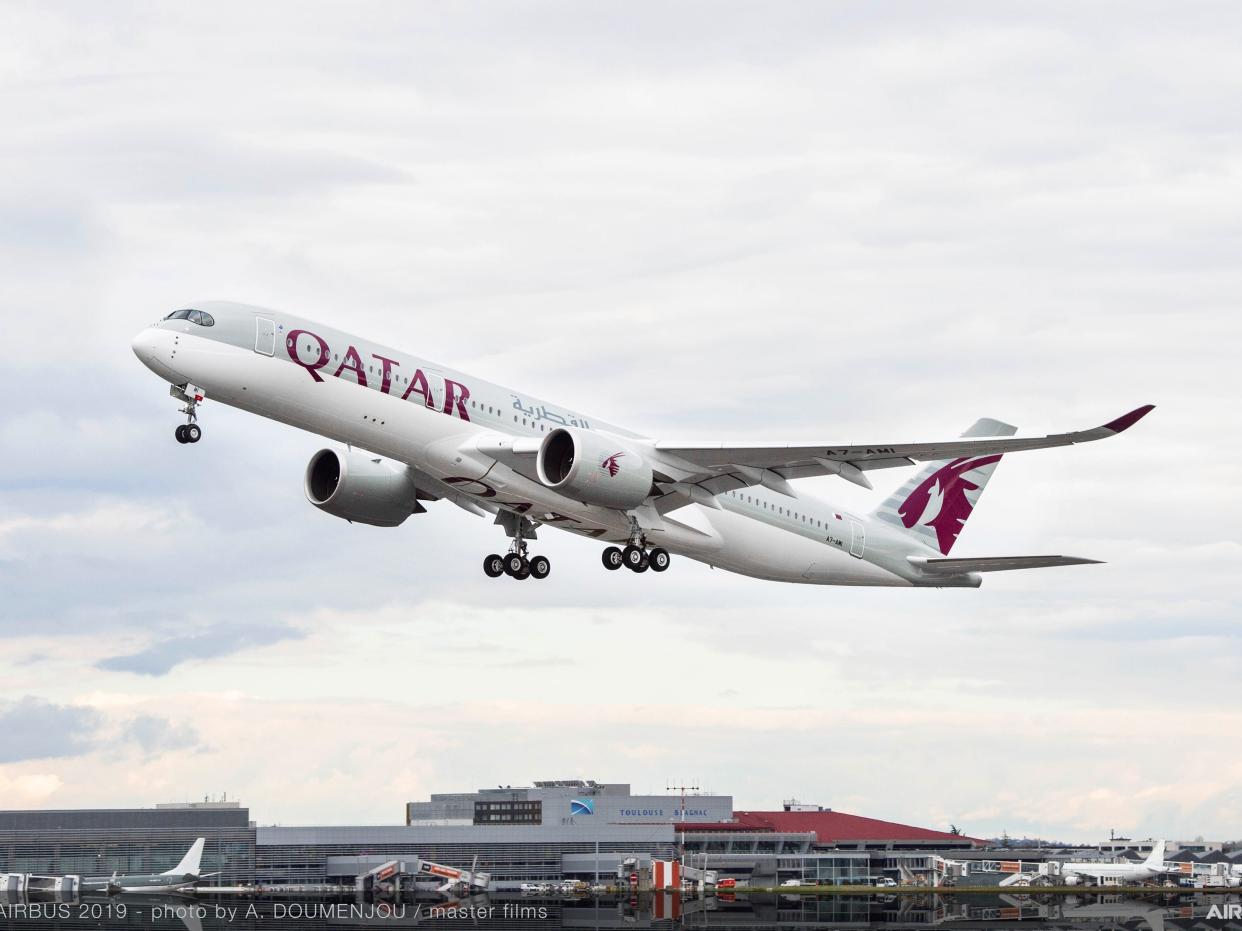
[908,555,1103,573]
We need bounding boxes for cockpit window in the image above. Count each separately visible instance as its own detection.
[165,308,215,326]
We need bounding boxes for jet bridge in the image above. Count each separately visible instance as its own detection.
[678,863,719,889]
[0,873,80,899]
[356,857,490,897]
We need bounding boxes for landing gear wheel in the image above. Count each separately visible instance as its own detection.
[633,554,649,573]
[602,547,624,571]
[623,545,645,571]
[514,560,531,581]
[185,423,202,443]
[175,425,189,444]
[529,555,551,580]
[483,554,505,578]
[504,553,526,577]
[649,547,670,572]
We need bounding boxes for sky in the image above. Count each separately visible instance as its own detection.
[1,1,1240,842]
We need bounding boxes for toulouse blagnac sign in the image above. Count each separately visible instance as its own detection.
[569,799,713,819]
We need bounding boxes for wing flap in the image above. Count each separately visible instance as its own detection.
[908,555,1104,573]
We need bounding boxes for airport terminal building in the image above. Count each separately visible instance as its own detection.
[0,802,255,884]
[0,780,985,890]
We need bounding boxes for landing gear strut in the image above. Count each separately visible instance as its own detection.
[172,384,204,444]
[602,520,670,574]
[484,514,551,581]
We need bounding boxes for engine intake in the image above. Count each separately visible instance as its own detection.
[305,448,425,527]
[536,428,652,510]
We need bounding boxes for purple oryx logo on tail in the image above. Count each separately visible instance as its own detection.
[601,452,625,477]
[899,455,1002,554]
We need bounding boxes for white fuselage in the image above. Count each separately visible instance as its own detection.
[132,302,961,587]
[1061,859,1165,885]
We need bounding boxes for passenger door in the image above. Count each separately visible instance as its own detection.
[255,317,276,356]
[849,520,865,558]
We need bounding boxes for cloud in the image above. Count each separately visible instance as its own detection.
[1,0,1239,836]
[96,622,305,676]
[0,698,101,763]
[0,697,205,766]
[120,715,200,755]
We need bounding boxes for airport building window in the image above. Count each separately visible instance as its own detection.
[473,799,542,825]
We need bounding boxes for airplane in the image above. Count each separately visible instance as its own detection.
[132,302,1154,586]
[79,837,209,895]
[1058,841,1168,886]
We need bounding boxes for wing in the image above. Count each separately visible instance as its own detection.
[652,405,1154,503]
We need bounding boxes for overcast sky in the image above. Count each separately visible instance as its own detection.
[1,1,1240,843]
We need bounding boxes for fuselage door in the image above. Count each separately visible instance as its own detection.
[849,520,865,558]
[255,317,276,356]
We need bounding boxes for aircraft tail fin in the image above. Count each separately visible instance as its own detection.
[163,838,205,877]
[873,418,1015,555]
[1145,840,1167,870]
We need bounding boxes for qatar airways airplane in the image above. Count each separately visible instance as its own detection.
[132,302,1153,585]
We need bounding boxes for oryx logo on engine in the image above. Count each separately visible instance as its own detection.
[601,452,624,477]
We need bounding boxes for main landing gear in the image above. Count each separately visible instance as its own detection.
[601,545,670,573]
[602,522,670,574]
[172,384,204,444]
[484,515,551,581]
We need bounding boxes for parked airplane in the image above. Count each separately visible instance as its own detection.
[1059,841,1168,886]
[80,838,209,895]
[132,302,1153,586]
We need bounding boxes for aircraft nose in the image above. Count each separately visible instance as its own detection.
[131,327,159,363]
[131,325,182,381]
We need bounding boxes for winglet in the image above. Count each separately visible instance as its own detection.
[1103,404,1155,434]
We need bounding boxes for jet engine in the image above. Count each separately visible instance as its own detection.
[536,428,653,510]
[304,448,426,527]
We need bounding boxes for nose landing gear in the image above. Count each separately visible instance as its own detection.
[172,384,205,444]
[175,423,202,444]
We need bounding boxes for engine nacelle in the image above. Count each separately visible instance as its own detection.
[304,448,425,527]
[536,428,653,510]
[1062,873,1082,886]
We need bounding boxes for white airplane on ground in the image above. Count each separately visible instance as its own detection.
[132,302,1153,585]
[0,838,210,898]
[1059,841,1168,886]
